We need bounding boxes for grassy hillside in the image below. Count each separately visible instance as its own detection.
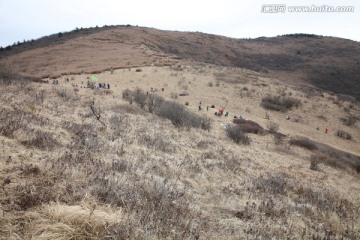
[0,62,359,239]
[1,26,360,99]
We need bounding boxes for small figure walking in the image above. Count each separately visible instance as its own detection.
[325,128,328,133]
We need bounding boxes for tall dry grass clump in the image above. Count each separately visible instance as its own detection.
[336,129,352,140]
[225,124,250,145]
[24,202,123,239]
[123,88,211,130]
[261,94,301,112]
[156,101,211,130]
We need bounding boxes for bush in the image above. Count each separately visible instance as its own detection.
[155,101,211,130]
[21,130,59,150]
[261,95,301,112]
[54,87,74,100]
[122,88,133,103]
[147,94,164,113]
[133,88,147,109]
[0,65,16,85]
[233,119,264,134]
[336,130,352,140]
[252,173,288,195]
[109,115,127,140]
[0,108,30,138]
[289,137,318,150]
[267,121,279,133]
[225,125,250,145]
[340,116,358,127]
[309,155,321,171]
[155,101,183,127]
[0,65,31,86]
[122,88,211,130]
[273,132,285,145]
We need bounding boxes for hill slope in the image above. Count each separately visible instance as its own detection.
[0,63,359,239]
[1,26,360,99]
[0,26,360,239]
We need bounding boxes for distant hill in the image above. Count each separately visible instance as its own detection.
[1,25,359,100]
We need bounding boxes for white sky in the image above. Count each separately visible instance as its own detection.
[0,0,359,47]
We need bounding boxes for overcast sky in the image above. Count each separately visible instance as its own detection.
[0,0,359,47]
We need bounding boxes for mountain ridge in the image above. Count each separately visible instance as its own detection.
[1,25,359,99]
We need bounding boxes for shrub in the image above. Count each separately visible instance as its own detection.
[21,130,59,150]
[208,81,214,87]
[123,88,211,130]
[122,88,133,103]
[147,94,164,113]
[109,115,127,140]
[289,137,318,150]
[225,125,250,145]
[155,101,211,130]
[309,155,321,171]
[336,130,352,140]
[252,173,288,195]
[261,95,301,112]
[267,121,279,133]
[0,65,16,85]
[273,132,285,145]
[356,163,360,174]
[340,116,358,127]
[21,164,41,175]
[0,65,31,86]
[317,114,327,121]
[35,89,46,103]
[0,108,30,138]
[233,119,264,134]
[133,88,147,109]
[54,87,74,100]
[309,144,360,173]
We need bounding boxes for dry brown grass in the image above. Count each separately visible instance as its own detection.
[2,26,360,100]
[0,62,359,239]
[24,202,123,239]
